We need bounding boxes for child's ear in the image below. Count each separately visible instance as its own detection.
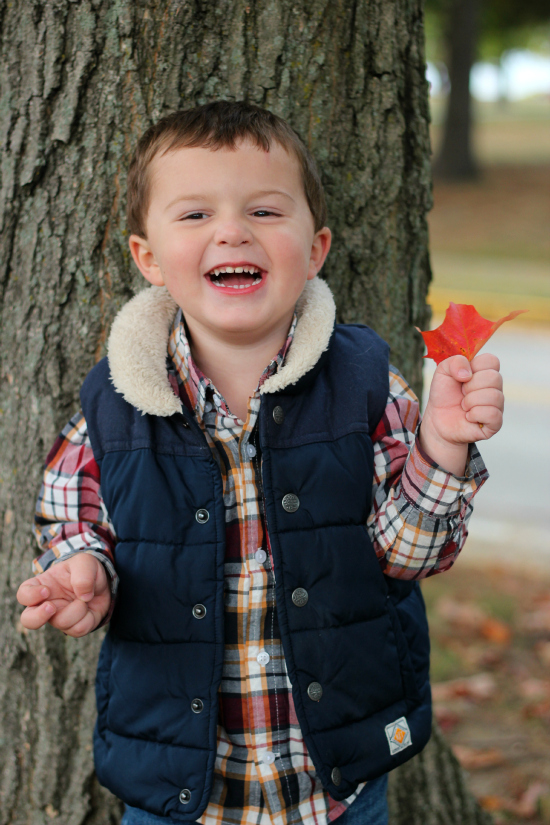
[129,235,165,287]
[307,227,332,280]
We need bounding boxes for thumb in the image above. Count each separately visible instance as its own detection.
[70,553,99,602]
[438,354,472,383]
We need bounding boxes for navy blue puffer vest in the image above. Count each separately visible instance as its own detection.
[81,323,432,821]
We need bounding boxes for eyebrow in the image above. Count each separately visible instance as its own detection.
[165,189,296,211]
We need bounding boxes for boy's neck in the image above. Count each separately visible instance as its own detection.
[184,311,295,423]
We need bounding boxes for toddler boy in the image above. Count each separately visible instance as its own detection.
[17,101,503,825]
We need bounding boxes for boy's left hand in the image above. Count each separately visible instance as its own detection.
[420,353,504,475]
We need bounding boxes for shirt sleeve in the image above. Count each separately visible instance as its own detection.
[33,412,118,618]
[367,365,489,579]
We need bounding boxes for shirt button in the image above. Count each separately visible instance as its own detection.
[260,751,276,765]
[331,767,342,787]
[246,444,257,458]
[257,649,270,666]
[191,698,204,713]
[179,789,192,804]
[273,406,284,425]
[255,548,267,564]
[205,401,213,413]
[195,509,209,524]
[282,493,300,513]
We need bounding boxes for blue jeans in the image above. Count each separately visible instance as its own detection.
[121,773,388,825]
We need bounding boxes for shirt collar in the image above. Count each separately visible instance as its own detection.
[167,309,297,421]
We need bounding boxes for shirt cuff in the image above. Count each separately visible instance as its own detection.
[401,435,489,519]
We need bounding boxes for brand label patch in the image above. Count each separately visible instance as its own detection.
[385,717,412,755]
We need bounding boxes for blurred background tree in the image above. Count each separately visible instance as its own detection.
[426,0,550,178]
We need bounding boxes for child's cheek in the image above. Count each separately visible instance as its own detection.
[272,227,312,271]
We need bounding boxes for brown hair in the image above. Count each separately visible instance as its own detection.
[126,100,327,237]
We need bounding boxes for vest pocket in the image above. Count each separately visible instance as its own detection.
[385,599,422,706]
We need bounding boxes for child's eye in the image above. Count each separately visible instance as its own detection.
[252,210,278,218]
[182,212,208,220]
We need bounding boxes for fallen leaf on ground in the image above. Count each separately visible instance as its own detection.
[433,705,462,732]
[536,641,550,668]
[480,617,512,645]
[416,302,527,365]
[479,783,549,818]
[436,596,487,631]
[521,604,550,633]
[480,795,507,812]
[432,672,497,702]
[523,700,550,720]
[513,782,550,818]
[517,678,550,700]
[453,745,506,770]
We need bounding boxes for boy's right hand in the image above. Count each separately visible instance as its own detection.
[17,554,110,637]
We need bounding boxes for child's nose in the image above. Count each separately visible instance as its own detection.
[214,219,253,246]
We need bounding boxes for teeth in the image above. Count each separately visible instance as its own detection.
[210,265,261,275]
[209,266,263,287]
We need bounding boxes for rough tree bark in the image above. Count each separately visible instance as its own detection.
[0,1,491,823]
[433,0,480,180]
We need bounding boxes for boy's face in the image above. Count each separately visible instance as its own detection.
[129,140,331,344]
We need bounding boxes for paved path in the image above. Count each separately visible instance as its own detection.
[423,322,550,572]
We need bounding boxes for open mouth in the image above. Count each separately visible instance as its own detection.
[206,265,264,289]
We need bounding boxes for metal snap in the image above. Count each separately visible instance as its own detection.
[273,405,284,425]
[282,493,300,513]
[179,789,191,804]
[195,509,209,523]
[331,767,342,786]
[192,604,207,619]
[291,588,309,607]
[191,698,204,713]
[307,681,323,702]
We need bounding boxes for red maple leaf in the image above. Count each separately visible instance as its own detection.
[417,303,527,365]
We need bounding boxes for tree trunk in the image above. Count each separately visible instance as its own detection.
[389,722,493,825]
[433,0,479,180]
[0,1,488,823]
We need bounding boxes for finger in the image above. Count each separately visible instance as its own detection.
[462,369,503,395]
[471,353,500,373]
[437,354,473,383]
[20,601,57,630]
[465,406,503,432]
[462,389,504,412]
[70,554,101,602]
[62,610,100,638]
[17,578,51,607]
[48,598,89,632]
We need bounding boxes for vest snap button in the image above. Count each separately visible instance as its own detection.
[191,698,204,713]
[282,493,300,513]
[307,681,323,702]
[195,509,209,523]
[273,405,284,425]
[179,789,191,804]
[291,588,309,607]
[331,767,342,786]
[192,604,207,619]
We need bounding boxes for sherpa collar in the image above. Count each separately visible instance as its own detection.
[107,277,336,417]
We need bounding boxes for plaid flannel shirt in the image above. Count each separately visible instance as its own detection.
[34,310,487,825]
